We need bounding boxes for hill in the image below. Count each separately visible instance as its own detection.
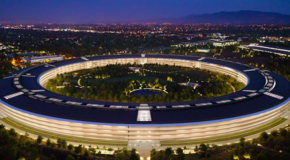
[157,10,290,24]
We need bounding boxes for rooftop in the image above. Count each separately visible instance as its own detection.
[23,55,63,60]
[1,54,289,125]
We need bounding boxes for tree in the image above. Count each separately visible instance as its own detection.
[170,156,178,160]
[84,150,90,157]
[176,148,185,160]
[36,135,43,144]
[57,138,67,148]
[274,145,282,151]
[74,145,83,154]
[260,132,268,141]
[150,148,157,159]
[116,152,126,160]
[68,144,74,151]
[176,148,183,155]
[51,143,56,148]
[66,154,75,160]
[271,130,278,136]
[165,147,174,157]
[279,128,287,137]
[206,152,212,158]
[8,147,18,160]
[199,143,207,152]
[62,139,68,148]
[9,128,17,137]
[240,137,245,147]
[31,147,39,159]
[46,138,51,146]
[130,148,140,160]
[91,148,96,155]
[50,154,56,160]
[257,153,267,160]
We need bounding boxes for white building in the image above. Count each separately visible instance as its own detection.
[23,55,64,63]
[173,41,208,48]
[240,43,290,57]
[210,39,238,47]
[212,33,228,39]
[0,43,4,50]
[197,48,211,53]
[129,67,141,72]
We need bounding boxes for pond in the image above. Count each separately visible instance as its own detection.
[131,90,161,96]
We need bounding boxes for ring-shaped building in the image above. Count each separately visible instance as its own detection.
[0,54,290,152]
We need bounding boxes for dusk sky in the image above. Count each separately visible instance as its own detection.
[1,0,290,24]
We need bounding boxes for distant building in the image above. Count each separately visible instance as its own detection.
[258,36,285,43]
[129,67,141,72]
[240,43,290,57]
[172,41,208,48]
[117,49,132,54]
[23,55,64,63]
[210,39,238,47]
[212,33,228,39]
[0,43,6,50]
[197,48,210,53]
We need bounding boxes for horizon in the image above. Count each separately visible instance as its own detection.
[1,0,290,24]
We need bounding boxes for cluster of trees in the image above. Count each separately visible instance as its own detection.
[0,28,192,57]
[150,147,186,160]
[259,58,290,81]
[46,64,244,103]
[152,126,290,160]
[1,115,290,160]
[264,41,290,48]
[224,127,290,160]
[0,124,141,160]
[0,58,14,78]
[230,49,290,81]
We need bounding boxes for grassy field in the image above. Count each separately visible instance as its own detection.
[179,70,211,82]
[88,74,167,84]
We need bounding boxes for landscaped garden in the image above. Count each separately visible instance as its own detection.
[46,63,245,103]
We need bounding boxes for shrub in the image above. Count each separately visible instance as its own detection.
[46,138,51,146]
[270,130,278,136]
[36,135,43,144]
[260,132,268,141]
[68,144,74,151]
[279,128,287,137]
[274,145,282,151]
[66,154,75,160]
[51,143,56,148]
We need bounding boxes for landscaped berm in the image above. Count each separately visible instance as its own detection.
[1,54,290,159]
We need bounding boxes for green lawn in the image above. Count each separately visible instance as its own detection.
[161,117,287,146]
[180,70,211,82]
[1,118,127,146]
[89,75,167,84]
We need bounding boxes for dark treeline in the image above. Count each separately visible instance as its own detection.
[151,126,290,160]
[0,124,141,160]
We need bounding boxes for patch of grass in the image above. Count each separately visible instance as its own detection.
[89,75,167,84]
